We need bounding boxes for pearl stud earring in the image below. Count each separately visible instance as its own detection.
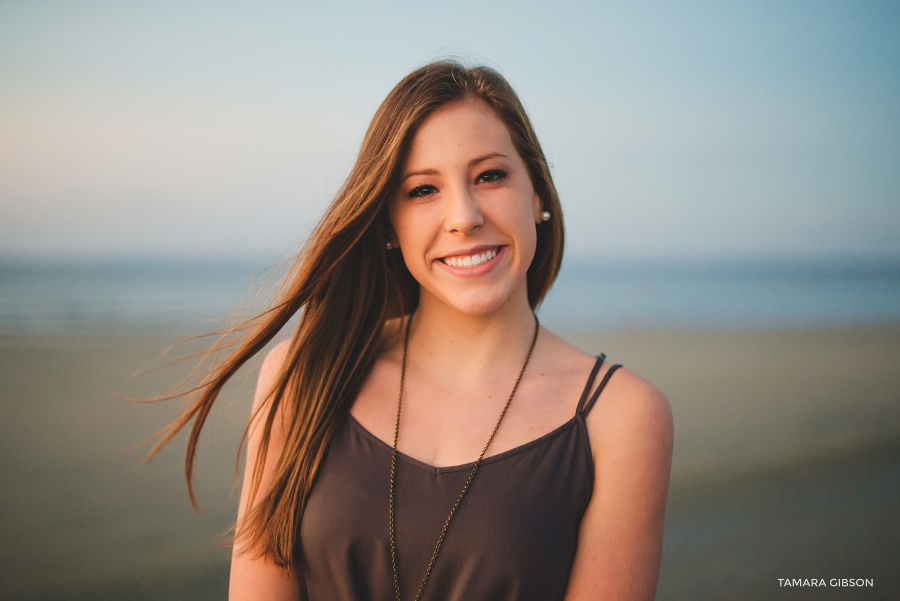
[540,210,551,222]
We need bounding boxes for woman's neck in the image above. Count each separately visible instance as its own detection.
[405,292,538,381]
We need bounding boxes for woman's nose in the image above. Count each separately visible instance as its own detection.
[443,184,484,234]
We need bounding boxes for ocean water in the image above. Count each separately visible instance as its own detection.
[541,259,900,328]
[1,257,899,335]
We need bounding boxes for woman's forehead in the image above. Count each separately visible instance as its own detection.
[403,99,517,170]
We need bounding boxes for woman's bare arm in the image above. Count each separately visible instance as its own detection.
[564,367,674,601]
[229,340,302,601]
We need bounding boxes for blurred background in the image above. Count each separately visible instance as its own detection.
[1,1,898,599]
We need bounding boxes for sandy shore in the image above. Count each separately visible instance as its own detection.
[1,325,898,600]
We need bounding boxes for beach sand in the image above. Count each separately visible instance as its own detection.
[1,325,898,600]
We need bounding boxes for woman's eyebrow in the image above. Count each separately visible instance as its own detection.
[401,168,438,181]
[401,153,509,182]
[469,152,507,168]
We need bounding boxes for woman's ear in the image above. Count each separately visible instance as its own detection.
[532,192,543,224]
[385,229,399,250]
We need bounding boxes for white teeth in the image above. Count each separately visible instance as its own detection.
[443,248,498,268]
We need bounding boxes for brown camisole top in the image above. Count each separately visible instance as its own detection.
[297,355,622,601]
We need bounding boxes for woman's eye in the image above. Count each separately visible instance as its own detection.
[407,184,437,199]
[476,169,507,184]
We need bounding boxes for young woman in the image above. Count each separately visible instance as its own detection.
[157,61,673,601]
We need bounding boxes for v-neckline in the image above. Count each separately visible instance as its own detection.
[345,412,583,475]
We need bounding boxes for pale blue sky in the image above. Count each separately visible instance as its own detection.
[1,0,898,261]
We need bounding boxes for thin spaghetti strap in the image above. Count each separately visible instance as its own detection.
[582,363,623,416]
[576,355,605,414]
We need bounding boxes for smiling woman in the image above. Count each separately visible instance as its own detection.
[150,60,673,601]
[390,99,542,318]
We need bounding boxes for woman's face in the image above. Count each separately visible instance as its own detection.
[390,98,542,318]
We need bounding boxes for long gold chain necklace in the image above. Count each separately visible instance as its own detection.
[389,313,540,601]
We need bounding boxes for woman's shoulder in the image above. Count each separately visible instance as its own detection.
[262,338,292,368]
[584,362,673,466]
[255,339,292,405]
[593,367,671,430]
[539,328,672,453]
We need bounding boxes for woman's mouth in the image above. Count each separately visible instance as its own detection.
[441,247,500,268]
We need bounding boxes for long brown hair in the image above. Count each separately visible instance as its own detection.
[150,60,565,568]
